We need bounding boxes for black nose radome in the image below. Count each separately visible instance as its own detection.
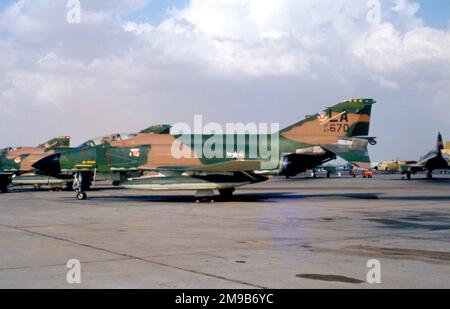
[33,153,62,175]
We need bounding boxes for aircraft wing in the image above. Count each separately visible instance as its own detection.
[321,138,371,169]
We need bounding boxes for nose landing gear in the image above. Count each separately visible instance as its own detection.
[74,172,91,200]
[76,191,87,200]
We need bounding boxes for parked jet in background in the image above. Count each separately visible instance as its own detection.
[376,160,418,174]
[0,137,71,193]
[400,133,448,180]
[34,99,377,200]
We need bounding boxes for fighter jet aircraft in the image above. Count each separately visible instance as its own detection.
[376,160,418,174]
[400,133,448,180]
[0,136,71,193]
[33,99,377,200]
[0,125,171,193]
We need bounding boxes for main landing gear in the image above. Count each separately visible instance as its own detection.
[406,171,412,180]
[195,190,215,203]
[194,188,236,203]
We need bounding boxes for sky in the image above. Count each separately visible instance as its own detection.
[0,0,449,161]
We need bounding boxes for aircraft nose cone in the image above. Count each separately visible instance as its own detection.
[33,153,62,175]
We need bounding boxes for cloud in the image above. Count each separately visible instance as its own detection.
[0,0,449,160]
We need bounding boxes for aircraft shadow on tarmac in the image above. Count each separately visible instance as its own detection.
[76,192,384,204]
[281,176,450,183]
[86,192,450,203]
[10,186,450,203]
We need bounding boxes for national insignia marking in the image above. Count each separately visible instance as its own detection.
[130,148,140,157]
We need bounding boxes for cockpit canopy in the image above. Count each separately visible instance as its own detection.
[78,133,137,148]
[1,147,15,153]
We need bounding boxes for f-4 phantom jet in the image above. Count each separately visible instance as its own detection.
[0,125,172,193]
[400,133,449,180]
[0,136,71,193]
[33,99,377,200]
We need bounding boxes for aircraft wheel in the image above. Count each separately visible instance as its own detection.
[195,197,215,204]
[406,172,411,180]
[0,186,7,193]
[112,181,120,187]
[427,173,433,180]
[76,191,87,200]
[326,172,331,179]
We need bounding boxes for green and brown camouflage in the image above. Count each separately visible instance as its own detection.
[0,136,71,192]
[1,130,163,191]
[0,136,71,174]
[33,99,376,199]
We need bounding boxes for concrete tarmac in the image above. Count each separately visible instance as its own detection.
[0,175,449,288]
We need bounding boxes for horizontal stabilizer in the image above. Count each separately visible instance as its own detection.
[321,138,371,169]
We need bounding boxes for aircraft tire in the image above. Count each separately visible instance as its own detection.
[76,191,87,200]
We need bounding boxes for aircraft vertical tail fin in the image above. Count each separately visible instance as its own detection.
[437,132,444,152]
[280,99,375,142]
[38,136,71,149]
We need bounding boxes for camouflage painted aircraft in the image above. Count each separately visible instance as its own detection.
[0,137,71,193]
[0,125,171,193]
[33,99,376,200]
[400,133,448,180]
[376,160,418,174]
